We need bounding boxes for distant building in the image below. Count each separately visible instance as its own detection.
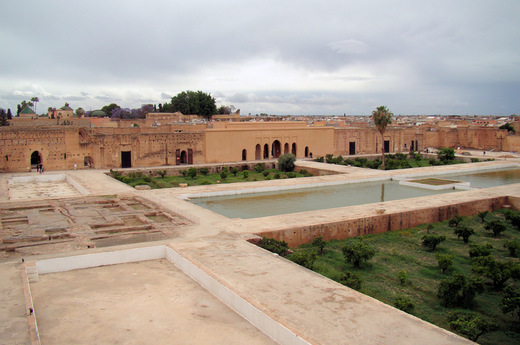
[18,106,37,118]
[48,103,75,119]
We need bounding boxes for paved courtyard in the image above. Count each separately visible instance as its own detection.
[1,154,519,344]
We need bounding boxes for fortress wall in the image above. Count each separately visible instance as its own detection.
[256,196,510,247]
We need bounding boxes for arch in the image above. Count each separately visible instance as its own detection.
[305,146,309,158]
[30,151,42,167]
[272,140,281,158]
[263,144,269,159]
[283,143,289,154]
[242,149,247,161]
[292,143,297,156]
[180,150,187,164]
[255,144,261,160]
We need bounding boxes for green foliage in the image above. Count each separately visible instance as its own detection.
[372,106,393,170]
[397,270,407,285]
[278,153,296,172]
[448,215,463,228]
[315,156,324,163]
[180,169,187,177]
[274,173,281,179]
[199,167,209,176]
[469,244,493,258]
[504,209,520,230]
[436,254,453,274]
[157,170,167,178]
[394,296,415,314]
[164,90,217,119]
[477,211,489,223]
[447,312,498,342]
[254,163,265,172]
[0,108,10,126]
[499,122,515,133]
[219,170,228,180]
[501,285,520,321]
[258,237,289,256]
[484,219,507,237]
[312,236,327,255]
[421,234,446,251]
[472,255,520,290]
[453,225,475,244]
[230,167,239,176]
[187,167,197,179]
[437,273,484,308]
[242,170,249,178]
[471,158,480,163]
[438,147,455,162]
[504,240,520,257]
[290,251,317,269]
[342,239,376,268]
[287,172,297,178]
[339,271,362,290]
[262,170,269,177]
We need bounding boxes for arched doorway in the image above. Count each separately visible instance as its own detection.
[284,143,289,154]
[292,143,297,156]
[255,144,261,160]
[305,146,309,158]
[242,149,247,161]
[180,150,187,164]
[30,151,42,167]
[271,140,281,158]
[263,144,269,159]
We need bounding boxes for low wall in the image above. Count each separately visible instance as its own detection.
[256,196,511,247]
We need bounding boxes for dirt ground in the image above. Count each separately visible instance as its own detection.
[31,260,276,345]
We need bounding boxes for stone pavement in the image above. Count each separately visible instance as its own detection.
[3,157,519,344]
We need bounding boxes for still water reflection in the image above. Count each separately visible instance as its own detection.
[189,169,520,219]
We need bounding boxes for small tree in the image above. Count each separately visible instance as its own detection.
[501,285,520,321]
[258,237,288,256]
[448,215,463,228]
[472,255,520,290]
[199,167,209,176]
[484,219,507,237]
[438,147,455,163]
[312,236,326,255]
[394,296,415,314]
[437,273,484,308]
[422,234,446,251]
[0,108,9,126]
[436,254,454,274]
[339,271,362,290]
[397,270,407,285]
[289,251,317,270]
[447,312,498,342]
[469,244,493,258]
[230,166,239,176]
[342,239,376,268]
[504,240,520,257]
[187,167,197,179]
[453,225,475,244]
[219,170,228,180]
[477,211,489,223]
[278,153,296,172]
[242,170,249,179]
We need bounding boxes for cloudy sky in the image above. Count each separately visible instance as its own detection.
[1,1,519,116]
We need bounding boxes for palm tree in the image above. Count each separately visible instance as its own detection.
[31,97,39,114]
[372,106,393,170]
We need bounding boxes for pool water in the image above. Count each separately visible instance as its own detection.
[189,168,520,219]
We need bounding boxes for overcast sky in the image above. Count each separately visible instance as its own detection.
[1,1,519,116]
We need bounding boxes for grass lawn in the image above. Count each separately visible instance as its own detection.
[110,168,314,189]
[290,210,520,344]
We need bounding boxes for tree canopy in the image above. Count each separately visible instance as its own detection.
[162,90,217,119]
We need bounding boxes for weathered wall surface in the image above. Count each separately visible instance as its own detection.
[256,196,510,247]
[205,123,335,162]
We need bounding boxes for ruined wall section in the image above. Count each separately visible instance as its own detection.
[90,128,205,169]
[0,127,91,172]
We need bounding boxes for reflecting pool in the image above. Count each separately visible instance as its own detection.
[189,168,520,219]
